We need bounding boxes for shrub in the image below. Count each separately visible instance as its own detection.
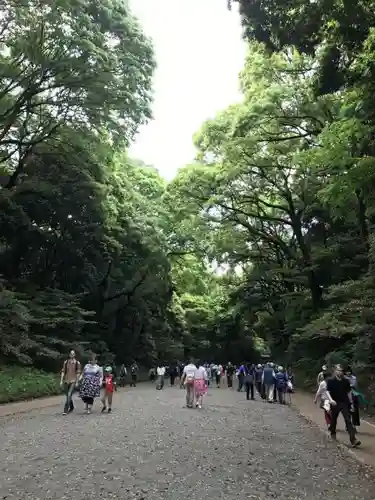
[0,366,61,404]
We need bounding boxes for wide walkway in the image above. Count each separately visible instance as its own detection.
[0,385,374,499]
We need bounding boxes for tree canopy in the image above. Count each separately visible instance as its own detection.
[2,0,375,401]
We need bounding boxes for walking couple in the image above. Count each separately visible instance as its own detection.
[181,359,208,408]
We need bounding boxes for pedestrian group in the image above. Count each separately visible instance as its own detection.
[60,351,366,450]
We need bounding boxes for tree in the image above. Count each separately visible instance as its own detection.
[169,40,375,399]
[0,0,179,368]
[0,0,154,188]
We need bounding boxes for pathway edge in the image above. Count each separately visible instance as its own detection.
[292,400,375,477]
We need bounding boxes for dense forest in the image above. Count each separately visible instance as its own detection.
[1,0,375,398]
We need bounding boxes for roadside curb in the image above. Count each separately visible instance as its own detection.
[0,396,61,418]
[0,385,147,418]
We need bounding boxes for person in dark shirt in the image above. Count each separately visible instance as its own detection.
[226,362,235,388]
[243,363,255,401]
[326,364,361,447]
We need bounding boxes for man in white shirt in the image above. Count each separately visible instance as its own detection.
[182,360,197,408]
[156,365,166,390]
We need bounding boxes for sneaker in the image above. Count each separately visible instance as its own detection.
[108,408,112,413]
[330,433,337,440]
[62,411,68,415]
[351,439,361,448]
[101,406,107,413]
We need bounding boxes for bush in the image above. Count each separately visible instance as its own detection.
[0,366,61,404]
[0,366,152,404]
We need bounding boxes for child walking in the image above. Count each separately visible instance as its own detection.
[101,366,115,413]
[314,372,334,427]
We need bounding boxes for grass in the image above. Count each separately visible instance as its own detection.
[0,366,61,404]
[0,366,151,404]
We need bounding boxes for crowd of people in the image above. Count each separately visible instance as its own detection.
[59,351,366,449]
[147,361,295,409]
[60,353,295,414]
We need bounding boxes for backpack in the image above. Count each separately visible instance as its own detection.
[185,373,195,385]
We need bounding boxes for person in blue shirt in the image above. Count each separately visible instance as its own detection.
[262,362,276,402]
[237,362,246,392]
[275,366,289,404]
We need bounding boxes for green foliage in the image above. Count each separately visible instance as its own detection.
[0,367,61,403]
[0,0,186,371]
[168,36,375,401]
[6,0,375,396]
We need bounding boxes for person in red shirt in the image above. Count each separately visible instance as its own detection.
[101,366,115,413]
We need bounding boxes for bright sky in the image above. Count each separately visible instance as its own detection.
[128,0,246,180]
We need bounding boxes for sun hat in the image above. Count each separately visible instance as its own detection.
[105,366,112,373]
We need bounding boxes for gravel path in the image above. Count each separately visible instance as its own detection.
[0,385,374,500]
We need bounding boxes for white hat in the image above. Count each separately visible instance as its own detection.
[278,366,283,371]
[322,365,327,371]
[257,364,262,368]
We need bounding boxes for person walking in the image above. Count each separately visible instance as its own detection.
[346,367,360,429]
[326,364,361,448]
[205,364,211,387]
[226,362,235,388]
[237,362,246,392]
[254,364,263,398]
[317,365,328,386]
[182,359,197,408]
[275,366,288,404]
[60,349,81,415]
[244,363,255,400]
[194,362,208,408]
[262,362,276,403]
[130,361,138,387]
[156,364,166,390]
[314,372,334,428]
[149,367,156,382]
[101,366,115,413]
[215,365,221,388]
[118,364,127,387]
[79,353,103,414]
[170,364,178,386]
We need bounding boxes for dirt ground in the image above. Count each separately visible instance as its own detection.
[0,384,374,499]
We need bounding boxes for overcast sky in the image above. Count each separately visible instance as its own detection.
[128,0,246,180]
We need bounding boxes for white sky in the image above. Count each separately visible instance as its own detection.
[128,0,246,180]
